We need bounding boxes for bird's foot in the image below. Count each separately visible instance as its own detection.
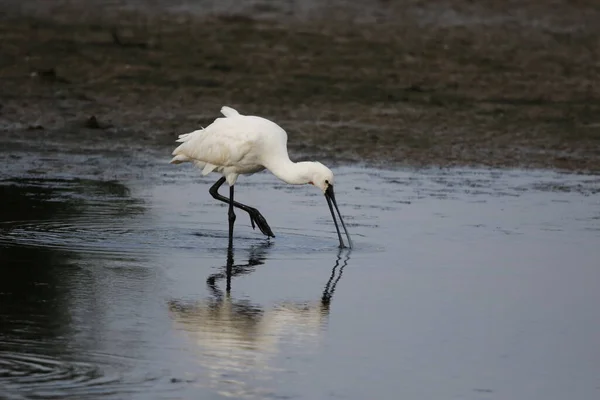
[247,209,275,238]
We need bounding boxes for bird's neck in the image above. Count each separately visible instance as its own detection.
[265,157,312,185]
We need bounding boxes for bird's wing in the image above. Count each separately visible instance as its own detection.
[171,116,258,169]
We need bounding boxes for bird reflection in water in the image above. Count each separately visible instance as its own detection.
[168,244,351,398]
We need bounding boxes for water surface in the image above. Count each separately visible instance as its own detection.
[1,154,599,399]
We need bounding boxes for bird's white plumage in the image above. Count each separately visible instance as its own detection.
[171,106,289,185]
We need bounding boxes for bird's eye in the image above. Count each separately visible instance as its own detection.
[325,180,329,184]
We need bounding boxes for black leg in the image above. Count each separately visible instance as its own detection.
[209,177,275,237]
[228,184,236,248]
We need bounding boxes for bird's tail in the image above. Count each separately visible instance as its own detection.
[170,129,197,163]
[170,154,191,164]
[170,130,197,163]
[175,131,194,143]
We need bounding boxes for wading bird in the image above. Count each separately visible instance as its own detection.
[170,106,352,249]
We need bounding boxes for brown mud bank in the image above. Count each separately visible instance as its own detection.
[1,0,599,171]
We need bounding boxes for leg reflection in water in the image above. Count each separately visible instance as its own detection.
[206,241,272,297]
[167,247,353,397]
[204,245,352,310]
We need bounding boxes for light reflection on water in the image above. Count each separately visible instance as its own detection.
[0,166,599,399]
[168,245,350,399]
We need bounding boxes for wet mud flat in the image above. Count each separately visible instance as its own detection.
[1,0,600,171]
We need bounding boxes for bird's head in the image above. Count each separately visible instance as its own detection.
[307,162,334,193]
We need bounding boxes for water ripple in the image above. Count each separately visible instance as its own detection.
[0,351,124,399]
[0,218,157,257]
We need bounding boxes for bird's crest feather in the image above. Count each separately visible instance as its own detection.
[221,106,240,118]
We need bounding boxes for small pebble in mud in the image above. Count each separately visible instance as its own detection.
[84,116,102,129]
[31,68,69,83]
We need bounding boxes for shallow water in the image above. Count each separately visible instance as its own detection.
[1,150,599,399]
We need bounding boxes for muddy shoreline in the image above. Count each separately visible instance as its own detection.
[1,1,599,171]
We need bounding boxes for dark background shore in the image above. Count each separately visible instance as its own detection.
[1,0,599,171]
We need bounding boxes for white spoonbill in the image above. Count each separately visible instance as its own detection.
[170,106,352,249]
